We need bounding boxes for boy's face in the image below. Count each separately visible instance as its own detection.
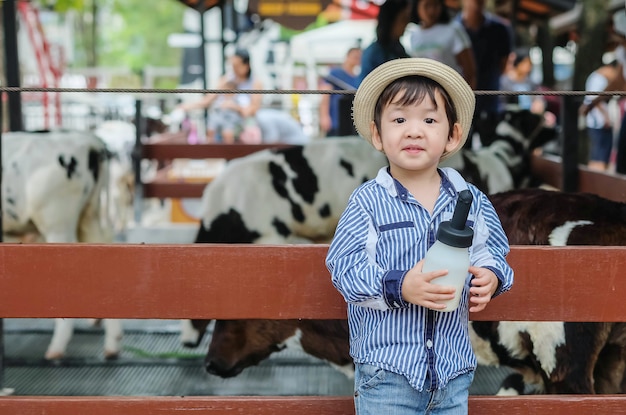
[370,88,461,178]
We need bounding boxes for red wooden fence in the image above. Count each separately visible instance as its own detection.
[0,244,625,414]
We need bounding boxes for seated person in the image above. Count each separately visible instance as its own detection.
[178,49,262,143]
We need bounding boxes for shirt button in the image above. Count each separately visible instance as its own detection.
[426,339,433,348]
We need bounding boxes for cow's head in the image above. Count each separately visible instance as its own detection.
[205,319,301,378]
[205,319,352,378]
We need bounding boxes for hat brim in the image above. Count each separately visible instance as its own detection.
[352,58,475,160]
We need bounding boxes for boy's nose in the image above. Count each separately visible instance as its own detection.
[405,120,424,138]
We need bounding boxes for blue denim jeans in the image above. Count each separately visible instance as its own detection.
[354,363,474,415]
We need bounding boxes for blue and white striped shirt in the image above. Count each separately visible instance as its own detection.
[326,166,514,392]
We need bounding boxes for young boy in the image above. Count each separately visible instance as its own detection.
[326,58,514,414]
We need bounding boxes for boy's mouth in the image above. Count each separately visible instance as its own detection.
[403,145,425,153]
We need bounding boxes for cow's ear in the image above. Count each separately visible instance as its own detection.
[370,121,384,152]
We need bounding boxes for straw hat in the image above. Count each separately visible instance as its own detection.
[352,58,475,160]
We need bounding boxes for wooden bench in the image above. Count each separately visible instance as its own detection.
[0,244,625,414]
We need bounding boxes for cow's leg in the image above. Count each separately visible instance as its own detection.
[34,213,80,360]
[103,319,123,360]
[45,318,75,360]
[180,320,201,347]
[181,319,211,348]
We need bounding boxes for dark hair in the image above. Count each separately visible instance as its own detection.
[373,76,457,138]
[376,0,410,44]
[233,48,252,79]
[512,47,531,67]
[234,48,250,64]
[411,0,450,25]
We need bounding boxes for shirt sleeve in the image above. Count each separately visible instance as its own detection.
[468,190,514,298]
[326,193,407,310]
[451,21,472,55]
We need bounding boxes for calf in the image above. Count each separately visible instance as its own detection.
[2,130,121,360]
[471,188,626,395]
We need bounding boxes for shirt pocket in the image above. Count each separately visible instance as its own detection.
[376,221,420,268]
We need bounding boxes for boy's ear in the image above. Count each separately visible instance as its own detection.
[370,121,384,152]
[444,122,463,156]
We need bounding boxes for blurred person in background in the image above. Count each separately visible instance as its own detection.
[359,0,411,82]
[500,48,546,115]
[582,9,626,174]
[583,61,620,171]
[457,0,513,147]
[178,49,263,143]
[319,47,362,137]
[408,0,476,89]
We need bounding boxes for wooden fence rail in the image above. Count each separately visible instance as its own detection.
[1,244,626,414]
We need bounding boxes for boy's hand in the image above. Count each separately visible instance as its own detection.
[401,260,455,310]
[468,266,499,313]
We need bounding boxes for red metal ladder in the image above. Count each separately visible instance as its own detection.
[17,0,64,129]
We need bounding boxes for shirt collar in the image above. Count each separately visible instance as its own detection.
[375,167,458,199]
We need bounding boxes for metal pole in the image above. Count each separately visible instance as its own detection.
[198,5,209,126]
[132,100,144,225]
[560,95,580,192]
[3,0,24,131]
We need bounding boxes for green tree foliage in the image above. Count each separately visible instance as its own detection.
[41,0,86,13]
[98,0,185,73]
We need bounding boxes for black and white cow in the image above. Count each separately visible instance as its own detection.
[2,130,122,360]
[471,188,626,395]
[193,108,555,246]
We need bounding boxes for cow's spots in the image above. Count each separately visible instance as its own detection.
[283,147,318,203]
[272,217,291,238]
[268,161,305,223]
[88,149,102,182]
[339,158,354,177]
[196,209,261,243]
[548,220,593,246]
[58,155,78,179]
[5,209,19,221]
[318,203,331,218]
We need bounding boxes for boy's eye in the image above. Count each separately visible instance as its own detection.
[394,118,406,124]
[424,118,435,124]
